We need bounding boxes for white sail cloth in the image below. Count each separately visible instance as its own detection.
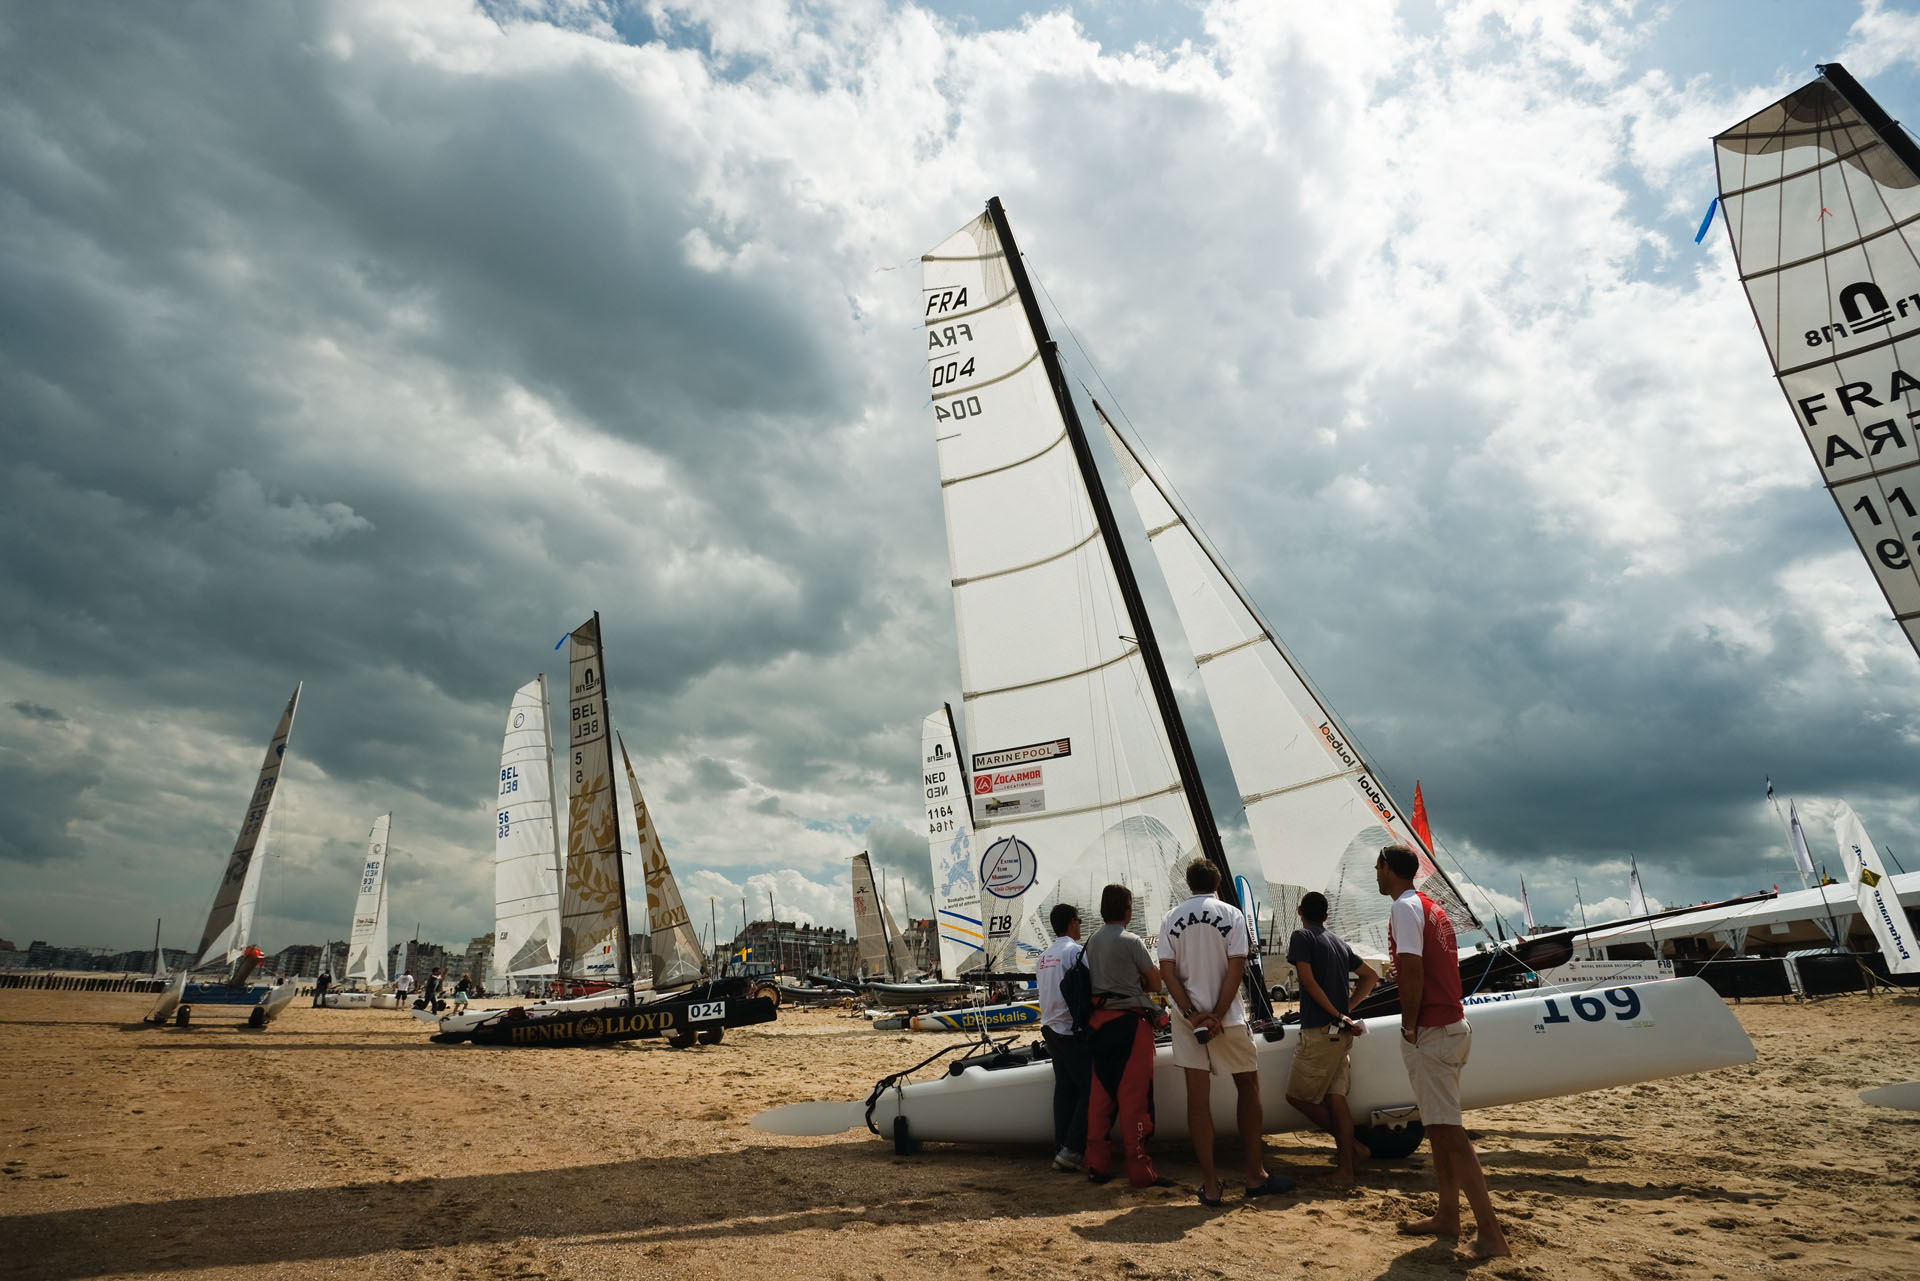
[344,812,391,983]
[1835,801,1920,973]
[1097,414,1478,957]
[923,709,984,977]
[618,733,705,990]
[922,211,1186,964]
[493,676,565,988]
[558,616,630,986]
[1715,69,1920,657]
[194,684,300,970]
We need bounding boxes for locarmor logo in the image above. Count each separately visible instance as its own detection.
[1803,278,1918,348]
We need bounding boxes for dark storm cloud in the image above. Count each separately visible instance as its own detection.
[9,702,62,723]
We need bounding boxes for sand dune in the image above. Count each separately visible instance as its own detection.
[3,989,1916,1280]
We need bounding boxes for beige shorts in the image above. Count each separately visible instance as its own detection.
[1285,1027,1353,1102]
[1169,1016,1258,1075]
[1400,1019,1471,1127]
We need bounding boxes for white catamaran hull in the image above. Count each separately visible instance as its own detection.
[414,987,635,1037]
[322,990,397,1010]
[866,979,1751,1145]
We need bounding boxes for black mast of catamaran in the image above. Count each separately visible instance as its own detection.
[984,196,1273,1022]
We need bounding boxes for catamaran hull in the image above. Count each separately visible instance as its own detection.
[864,981,980,1009]
[869,978,1752,1146]
[321,991,397,1009]
[147,977,299,1027]
[415,986,631,1039]
[911,1001,1040,1032]
[459,990,778,1048]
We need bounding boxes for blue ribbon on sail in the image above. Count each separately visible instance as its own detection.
[1694,196,1719,244]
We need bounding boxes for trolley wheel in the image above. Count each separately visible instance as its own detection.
[668,1029,698,1049]
[175,1007,191,1027]
[752,981,781,1007]
[698,1027,724,1045]
[247,1006,268,1028]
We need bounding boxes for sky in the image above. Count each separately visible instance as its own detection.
[4,0,1920,957]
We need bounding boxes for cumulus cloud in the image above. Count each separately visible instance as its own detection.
[2,1,1916,955]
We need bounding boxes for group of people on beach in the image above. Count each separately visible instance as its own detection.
[1032,844,1510,1258]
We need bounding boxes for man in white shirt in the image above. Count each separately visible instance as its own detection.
[1035,902,1088,1172]
[1160,861,1293,1205]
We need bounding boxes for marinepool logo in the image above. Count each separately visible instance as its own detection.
[513,711,525,729]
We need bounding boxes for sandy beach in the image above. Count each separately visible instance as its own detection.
[2,989,1916,1281]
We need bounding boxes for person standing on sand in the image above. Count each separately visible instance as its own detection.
[1377,844,1510,1258]
[395,970,414,1009]
[1036,902,1089,1173]
[1284,891,1378,1184]
[312,969,331,1009]
[1082,883,1171,1191]
[423,967,443,1011]
[1160,860,1293,1206]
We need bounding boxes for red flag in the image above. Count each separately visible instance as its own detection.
[1410,781,1433,851]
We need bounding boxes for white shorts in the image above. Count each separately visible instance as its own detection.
[1169,1016,1258,1075]
[1400,1020,1471,1127]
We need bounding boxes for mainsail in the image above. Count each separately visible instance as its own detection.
[618,731,706,989]
[493,676,565,988]
[850,851,897,978]
[923,706,984,976]
[921,202,1207,963]
[344,812,391,983]
[194,684,300,970]
[556,614,632,987]
[1096,409,1481,955]
[1715,63,1920,658]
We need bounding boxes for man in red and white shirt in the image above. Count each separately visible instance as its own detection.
[1377,843,1510,1259]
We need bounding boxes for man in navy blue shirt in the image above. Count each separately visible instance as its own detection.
[1284,892,1378,1183]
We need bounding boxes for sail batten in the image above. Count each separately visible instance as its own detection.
[194,684,300,970]
[493,676,565,986]
[1715,62,1920,659]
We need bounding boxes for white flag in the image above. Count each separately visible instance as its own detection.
[1835,802,1919,975]
[1627,856,1648,917]
[1787,801,1817,887]
[1520,877,1535,934]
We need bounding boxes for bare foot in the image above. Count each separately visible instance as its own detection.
[1398,1216,1460,1237]
[1468,1232,1512,1258]
[1354,1139,1372,1161]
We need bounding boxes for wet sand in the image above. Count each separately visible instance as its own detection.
[2,989,1917,1280]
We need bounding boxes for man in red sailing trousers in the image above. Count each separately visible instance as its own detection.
[1082,883,1171,1189]
[1377,844,1510,1258]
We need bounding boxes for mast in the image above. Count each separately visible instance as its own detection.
[983,198,1235,898]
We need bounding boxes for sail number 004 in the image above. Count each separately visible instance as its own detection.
[1539,987,1641,1025]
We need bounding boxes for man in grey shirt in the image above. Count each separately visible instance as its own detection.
[1081,883,1168,1189]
